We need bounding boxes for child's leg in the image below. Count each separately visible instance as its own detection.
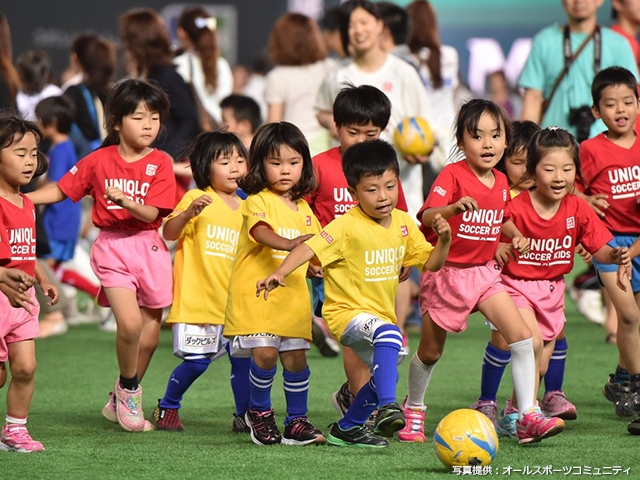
[137,306,163,381]
[249,346,279,411]
[544,331,566,393]
[478,331,511,403]
[226,343,251,419]
[0,362,6,389]
[332,347,371,416]
[603,288,617,344]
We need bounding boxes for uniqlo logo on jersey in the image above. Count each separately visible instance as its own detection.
[382,81,393,92]
[400,225,408,237]
[146,164,158,176]
[434,186,446,197]
[306,216,311,226]
[567,216,575,229]
[252,212,265,218]
[320,230,333,243]
[70,166,78,175]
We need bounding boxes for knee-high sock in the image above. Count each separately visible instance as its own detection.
[371,324,402,406]
[406,352,435,408]
[339,379,378,430]
[509,337,536,419]
[160,356,211,409]
[544,338,566,393]
[480,342,511,401]
[283,366,310,425]
[249,360,276,411]
[227,345,251,416]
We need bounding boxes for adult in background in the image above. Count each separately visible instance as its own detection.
[0,12,20,109]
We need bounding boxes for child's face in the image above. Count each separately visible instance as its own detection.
[348,7,383,56]
[350,169,398,224]
[115,102,160,150]
[209,149,247,195]
[593,84,639,139]
[459,112,507,177]
[264,145,303,196]
[0,132,38,190]
[505,148,534,192]
[534,148,576,204]
[337,121,382,152]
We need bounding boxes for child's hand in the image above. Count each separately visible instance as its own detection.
[39,280,59,306]
[586,194,609,217]
[0,283,36,314]
[575,244,593,264]
[404,154,430,165]
[511,235,529,255]
[185,194,212,218]
[0,268,35,293]
[452,196,478,215]
[104,187,130,208]
[611,246,631,292]
[306,263,323,279]
[431,213,451,242]
[256,273,286,300]
[288,233,315,251]
[495,242,514,266]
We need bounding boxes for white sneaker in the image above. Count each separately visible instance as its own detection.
[99,313,117,332]
[573,289,605,325]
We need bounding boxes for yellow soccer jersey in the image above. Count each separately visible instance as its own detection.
[305,206,434,340]
[225,189,321,340]
[166,187,243,325]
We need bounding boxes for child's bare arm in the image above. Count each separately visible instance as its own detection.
[163,194,213,241]
[256,244,316,299]
[251,223,314,252]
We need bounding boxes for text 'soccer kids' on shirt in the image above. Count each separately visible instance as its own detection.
[305,206,434,339]
[502,192,612,280]
[225,189,321,340]
[418,160,510,265]
[0,194,36,276]
[166,187,244,325]
[580,133,640,234]
[308,146,410,227]
[58,145,176,231]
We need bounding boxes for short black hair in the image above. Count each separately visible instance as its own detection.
[377,1,409,46]
[342,139,399,189]
[333,84,391,129]
[319,5,344,31]
[35,95,76,134]
[591,66,638,107]
[220,94,263,133]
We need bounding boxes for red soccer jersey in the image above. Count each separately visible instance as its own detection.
[307,147,409,227]
[418,161,510,265]
[58,146,176,231]
[0,195,36,276]
[503,192,612,280]
[580,133,640,234]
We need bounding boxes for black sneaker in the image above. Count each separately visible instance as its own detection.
[374,403,406,437]
[327,422,389,448]
[628,417,640,435]
[615,381,640,418]
[603,374,629,404]
[312,316,340,357]
[282,417,326,445]
[245,408,281,445]
[331,382,353,416]
[232,413,250,433]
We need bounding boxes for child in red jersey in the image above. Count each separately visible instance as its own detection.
[0,115,58,452]
[399,99,564,445]
[28,79,176,433]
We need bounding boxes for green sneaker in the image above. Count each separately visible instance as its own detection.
[374,403,405,437]
[327,422,389,448]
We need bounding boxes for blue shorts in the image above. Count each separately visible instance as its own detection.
[311,277,325,317]
[46,239,77,263]
[593,234,640,293]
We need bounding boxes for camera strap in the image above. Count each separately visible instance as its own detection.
[541,25,601,118]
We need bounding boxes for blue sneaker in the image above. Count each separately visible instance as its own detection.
[496,398,518,438]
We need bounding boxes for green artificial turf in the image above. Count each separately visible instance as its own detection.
[3,296,640,479]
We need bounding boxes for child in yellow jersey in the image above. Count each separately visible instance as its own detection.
[150,131,252,433]
[225,122,324,446]
[258,139,452,448]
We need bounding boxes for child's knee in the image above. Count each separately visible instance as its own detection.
[416,343,442,365]
[253,349,279,369]
[10,359,36,382]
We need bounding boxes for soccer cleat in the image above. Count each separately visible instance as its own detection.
[397,398,427,443]
[540,391,577,420]
[365,410,378,430]
[627,417,640,435]
[115,379,145,432]
[470,398,498,425]
[281,417,326,445]
[311,316,340,357]
[326,422,389,448]
[152,402,184,431]
[0,424,44,453]
[614,382,640,418]
[331,382,354,417]
[516,409,565,444]
[245,408,281,445]
[603,374,630,405]
[496,398,518,438]
[374,403,405,437]
[232,413,250,433]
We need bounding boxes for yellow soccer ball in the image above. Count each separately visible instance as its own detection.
[393,116,436,157]
[433,408,499,471]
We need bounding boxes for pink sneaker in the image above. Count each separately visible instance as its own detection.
[103,391,154,431]
[0,424,44,452]
[469,398,498,425]
[115,379,145,432]
[397,398,427,443]
[516,409,565,444]
[540,390,577,420]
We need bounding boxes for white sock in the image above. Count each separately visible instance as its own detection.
[509,337,536,419]
[406,353,435,408]
[5,415,26,425]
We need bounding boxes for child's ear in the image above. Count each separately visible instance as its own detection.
[347,186,358,201]
[591,104,601,120]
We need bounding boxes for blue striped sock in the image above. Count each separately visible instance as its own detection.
[371,324,402,406]
[160,356,211,409]
[228,348,251,416]
[283,366,310,425]
[545,338,567,392]
[249,360,276,411]
[339,379,378,430]
[480,342,511,401]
